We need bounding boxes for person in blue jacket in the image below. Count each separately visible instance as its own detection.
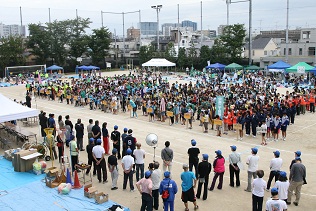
[159,171,178,211]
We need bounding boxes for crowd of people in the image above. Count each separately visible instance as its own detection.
[25,70,316,147]
[36,108,306,211]
[27,70,312,211]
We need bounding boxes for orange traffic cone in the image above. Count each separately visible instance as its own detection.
[72,170,82,189]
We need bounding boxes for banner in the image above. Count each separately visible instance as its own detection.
[215,96,225,119]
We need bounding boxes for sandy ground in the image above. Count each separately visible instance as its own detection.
[0,71,315,211]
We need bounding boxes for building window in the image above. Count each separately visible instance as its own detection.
[283,48,286,55]
[308,47,316,56]
[299,48,302,55]
[288,48,292,55]
[302,31,311,39]
[264,51,267,55]
[252,50,255,56]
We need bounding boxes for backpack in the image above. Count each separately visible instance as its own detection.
[161,180,170,201]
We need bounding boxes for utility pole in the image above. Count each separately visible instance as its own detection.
[139,10,141,47]
[101,11,104,27]
[201,1,203,45]
[48,8,51,23]
[151,5,162,52]
[285,0,289,62]
[178,4,180,54]
[226,0,231,26]
[20,7,23,28]
[249,0,252,66]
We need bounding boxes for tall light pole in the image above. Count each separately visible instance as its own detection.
[226,0,231,25]
[151,5,162,52]
[285,0,289,62]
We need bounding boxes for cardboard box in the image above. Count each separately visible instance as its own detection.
[84,184,98,198]
[13,150,34,172]
[95,192,108,204]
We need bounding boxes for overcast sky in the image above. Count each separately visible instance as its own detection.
[1,0,315,36]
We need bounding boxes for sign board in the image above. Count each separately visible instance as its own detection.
[66,95,71,99]
[73,96,78,100]
[256,127,267,134]
[297,66,305,74]
[233,124,242,130]
[184,113,191,119]
[166,111,173,117]
[214,119,223,126]
[215,96,225,119]
[106,62,111,68]
[147,107,153,113]
[127,105,132,110]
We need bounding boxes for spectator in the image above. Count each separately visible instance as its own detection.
[159,171,178,211]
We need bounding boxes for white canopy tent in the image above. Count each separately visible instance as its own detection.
[142,58,176,67]
[0,93,39,122]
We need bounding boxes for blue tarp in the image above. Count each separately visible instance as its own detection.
[267,60,291,70]
[206,63,226,70]
[46,65,64,71]
[0,158,130,211]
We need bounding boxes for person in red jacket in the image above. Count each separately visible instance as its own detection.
[209,150,225,191]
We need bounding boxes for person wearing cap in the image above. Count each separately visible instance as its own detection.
[136,170,153,211]
[245,148,260,192]
[274,171,290,202]
[92,139,107,183]
[151,162,161,210]
[187,139,200,177]
[209,150,225,191]
[122,148,135,191]
[196,154,212,200]
[287,157,306,206]
[252,170,266,211]
[86,138,96,176]
[229,145,241,188]
[91,120,101,144]
[289,150,301,170]
[265,188,288,211]
[111,125,121,159]
[159,171,178,211]
[134,142,146,182]
[180,163,198,211]
[108,148,119,190]
[281,112,289,141]
[69,134,79,172]
[161,141,173,174]
[266,150,283,191]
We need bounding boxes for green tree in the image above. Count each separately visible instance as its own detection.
[69,17,92,59]
[210,38,227,64]
[164,42,177,62]
[177,47,187,69]
[27,24,51,64]
[187,41,198,68]
[87,27,111,65]
[220,24,246,62]
[0,36,25,70]
[138,45,154,64]
[47,19,73,65]
[199,45,211,67]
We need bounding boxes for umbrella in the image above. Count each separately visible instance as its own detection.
[206,63,226,70]
[286,62,315,73]
[225,63,243,70]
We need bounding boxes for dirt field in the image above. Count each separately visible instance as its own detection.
[0,71,315,211]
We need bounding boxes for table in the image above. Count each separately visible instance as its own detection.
[75,164,92,184]
[2,122,37,144]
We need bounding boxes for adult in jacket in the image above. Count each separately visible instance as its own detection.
[159,171,178,211]
[196,154,212,200]
[209,150,225,191]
